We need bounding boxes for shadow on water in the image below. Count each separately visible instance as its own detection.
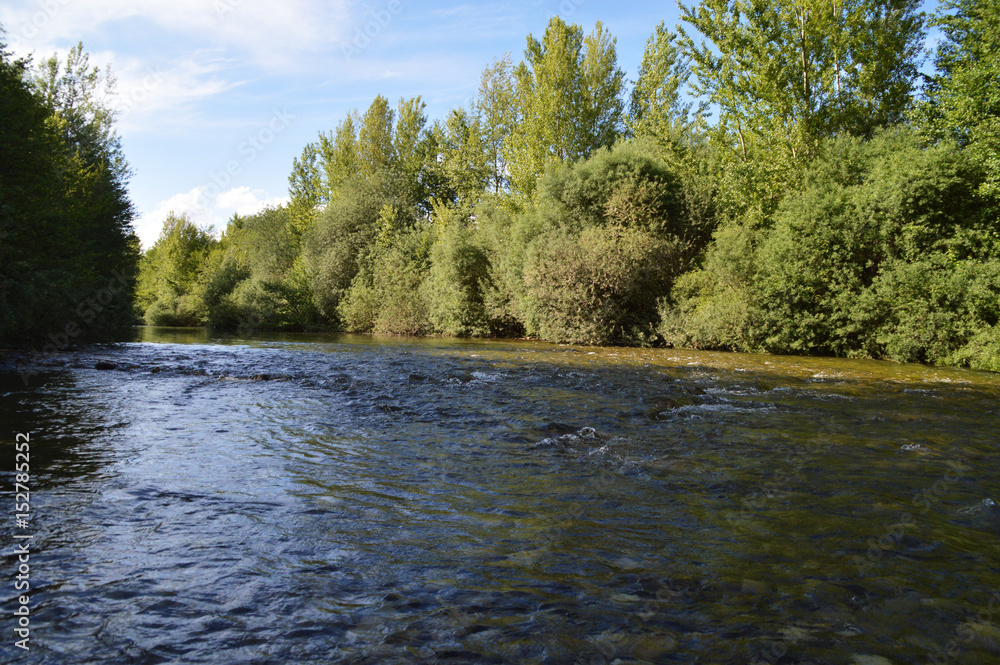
[0,327,998,664]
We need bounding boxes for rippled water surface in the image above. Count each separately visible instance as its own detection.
[2,328,999,664]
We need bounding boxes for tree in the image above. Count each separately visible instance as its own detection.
[628,21,697,140]
[136,214,215,326]
[302,172,398,322]
[357,95,395,177]
[506,17,626,197]
[288,142,324,233]
[438,109,489,206]
[918,0,1000,197]
[319,113,360,196]
[475,55,516,196]
[1,39,138,348]
[393,96,435,209]
[679,0,925,166]
[34,42,130,181]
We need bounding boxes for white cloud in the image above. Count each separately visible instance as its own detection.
[135,186,289,249]
[215,186,289,215]
[0,0,353,68]
[135,186,218,248]
[113,55,248,135]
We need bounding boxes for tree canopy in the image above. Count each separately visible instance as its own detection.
[1,37,138,350]
[120,4,1000,372]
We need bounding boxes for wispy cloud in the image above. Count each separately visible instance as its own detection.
[114,55,249,135]
[0,1,353,68]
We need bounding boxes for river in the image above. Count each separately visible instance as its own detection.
[2,328,999,664]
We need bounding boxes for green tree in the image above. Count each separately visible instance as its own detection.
[628,21,697,141]
[507,17,626,198]
[498,142,703,344]
[358,95,395,177]
[522,226,674,345]
[475,55,516,196]
[288,141,324,233]
[424,203,493,336]
[1,38,138,348]
[438,108,489,206]
[34,42,129,180]
[302,172,398,323]
[319,113,360,196]
[339,222,433,335]
[689,129,995,360]
[679,0,925,199]
[136,214,215,326]
[198,206,316,330]
[393,96,439,210]
[918,0,1000,197]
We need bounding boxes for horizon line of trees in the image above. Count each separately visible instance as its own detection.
[137,0,1000,372]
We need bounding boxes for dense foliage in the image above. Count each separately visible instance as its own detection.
[133,4,1000,371]
[1,39,139,349]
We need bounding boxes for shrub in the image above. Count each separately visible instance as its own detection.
[753,129,990,357]
[522,225,676,345]
[657,223,759,351]
[339,226,432,335]
[424,219,493,336]
[303,174,393,323]
[870,256,1000,364]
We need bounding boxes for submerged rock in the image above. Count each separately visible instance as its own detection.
[94,361,117,370]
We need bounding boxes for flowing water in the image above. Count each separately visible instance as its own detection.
[2,328,999,664]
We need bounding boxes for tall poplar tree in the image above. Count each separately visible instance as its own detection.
[506,16,626,198]
[628,21,696,141]
[679,0,924,163]
[320,113,360,197]
[475,55,516,196]
[358,95,396,177]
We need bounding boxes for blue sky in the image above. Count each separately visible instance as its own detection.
[1,1,941,249]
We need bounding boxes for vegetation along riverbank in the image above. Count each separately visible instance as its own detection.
[4,1,1000,372]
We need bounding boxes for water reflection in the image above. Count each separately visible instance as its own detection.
[0,329,998,664]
